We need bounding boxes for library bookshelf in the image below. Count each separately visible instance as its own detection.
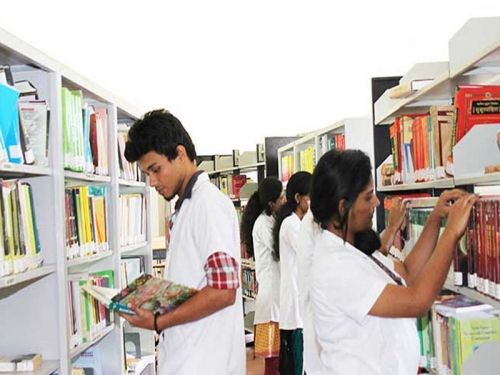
[0,27,153,375]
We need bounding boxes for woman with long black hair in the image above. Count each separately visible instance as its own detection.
[241,177,284,375]
[309,149,476,374]
[272,171,312,375]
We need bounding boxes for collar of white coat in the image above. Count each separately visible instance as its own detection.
[319,228,365,258]
[174,171,207,212]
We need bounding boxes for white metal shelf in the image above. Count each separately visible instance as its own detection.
[66,250,113,268]
[12,360,60,375]
[377,178,454,192]
[0,162,51,177]
[64,171,111,183]
[69,324,115,359]
[374,62,452,125]
[207,162,265,175]
[0,27,142,118]
[118,178,146,187]
[0,264,56,289]
[449,17,500,78]
[120,241,148,254]
[454,172,500,186]
[444,281,500,309]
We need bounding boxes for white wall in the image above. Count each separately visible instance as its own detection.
[1,1,500,155]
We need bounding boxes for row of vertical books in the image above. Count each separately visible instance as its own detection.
[64,185,108,260]
[388,195,500,300]
[417,294,499,375]
[213,174,247,200]
[382,85,500,186]
[298,145,315,174]
[119,193,146,247]
[319,132,345,155]
[67,270,114,349]
[385,106,454,186]
[280,154,295,182]
[463,196,500,299]
[0,180,41,277]
[0,66,49,167]
[62,87,109,175]
[241,259,257,299]
[120,255,146,289]
[117,125,144,182]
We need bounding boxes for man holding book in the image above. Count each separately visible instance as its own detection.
[121,109,245,374]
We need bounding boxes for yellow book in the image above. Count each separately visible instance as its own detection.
[94,196,107,245]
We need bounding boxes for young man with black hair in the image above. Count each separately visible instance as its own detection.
[121,109,245,374]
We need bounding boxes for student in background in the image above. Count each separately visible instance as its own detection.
[121,109,245,375]
[272,171,312,375]
[296,209,322,375]
[309,149,476,374]
[241,177,285,375]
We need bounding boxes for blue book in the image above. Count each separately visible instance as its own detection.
[0,83,23,164]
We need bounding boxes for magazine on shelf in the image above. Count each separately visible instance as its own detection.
[81,273,198,315]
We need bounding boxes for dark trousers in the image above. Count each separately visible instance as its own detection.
[279,328,304,375]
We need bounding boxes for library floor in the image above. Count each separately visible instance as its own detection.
[246,346,264,374]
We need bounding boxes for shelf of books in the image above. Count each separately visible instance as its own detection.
[199,147,265,208]
[0,26,153,375]
[277,118,372,182]
[373,17,500,375]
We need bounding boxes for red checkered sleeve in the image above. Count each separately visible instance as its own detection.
[204,251,240,289]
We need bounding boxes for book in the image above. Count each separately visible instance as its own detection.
[0,82,23,164]
[434,294,493,315]
[81,273,198,315]
[0,353,42,372]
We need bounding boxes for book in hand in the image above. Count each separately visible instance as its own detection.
[81,273,198,315]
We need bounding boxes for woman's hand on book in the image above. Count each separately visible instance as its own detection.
[432,189,468,220]
[443,193,478,241]
[119,303,155,330]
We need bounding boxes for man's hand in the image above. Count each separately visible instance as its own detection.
[120,304,155,330]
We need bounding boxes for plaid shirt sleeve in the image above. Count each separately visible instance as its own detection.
[204,251,240,289]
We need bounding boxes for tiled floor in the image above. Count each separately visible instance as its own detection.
[246,346,264,375]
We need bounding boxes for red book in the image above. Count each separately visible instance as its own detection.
[454,85,500,143]
[231,175,247,199]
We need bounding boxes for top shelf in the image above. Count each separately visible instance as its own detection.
[449,17,500,78]
[278,119,346,153]
[374,62,452,125]
[375,17,500,126]
[0,26,142,119]
[208,162,265,175]
[0,162,51,177]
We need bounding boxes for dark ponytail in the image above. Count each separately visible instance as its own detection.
[241,177,283,258]
[272,171,312,261]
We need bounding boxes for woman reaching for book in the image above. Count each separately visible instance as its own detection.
[309,149,476,375]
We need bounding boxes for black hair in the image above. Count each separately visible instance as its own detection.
[124,109,197,162]
[272,171,312,261]
[310,149,372,240]
[240,177,283,258]
[353,229,381,256]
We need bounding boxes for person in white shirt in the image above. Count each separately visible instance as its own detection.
[241,177,284,375]
[296,210,322,375]
[272,171,312,375]
[120,109,245,375]
[309,149,476,375]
